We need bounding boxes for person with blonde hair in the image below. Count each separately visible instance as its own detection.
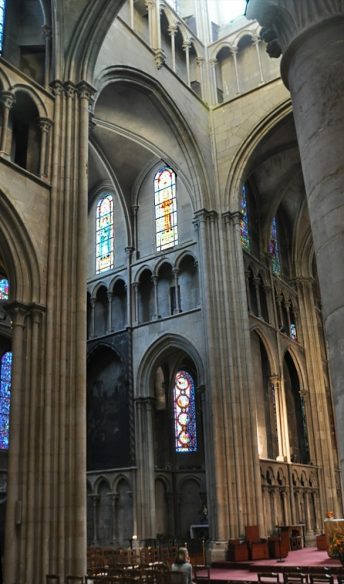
[171,547,194,584]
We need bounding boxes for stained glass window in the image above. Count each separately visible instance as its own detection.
[0,351,12,449]
[154,167,178,252]
[240,183,250,250]
[290,323,297,341]
[96,194,114,274]
[269,217,281,275]
[0,0,5,52]
[173,370,197,453]
[0,277,9,300]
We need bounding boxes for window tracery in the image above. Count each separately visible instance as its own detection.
[154,167,178,252]
[96,193,114,274]
[240,183,250,250]
[173,370,197,453]
[0,0,6,51]
[269,216,281,275]
[0,351,12,449]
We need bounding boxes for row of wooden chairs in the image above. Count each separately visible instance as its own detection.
[87,547,180,572]
[47,571,186,584]
[257,572,344,584]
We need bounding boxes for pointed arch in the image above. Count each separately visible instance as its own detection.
[137,333,205,398]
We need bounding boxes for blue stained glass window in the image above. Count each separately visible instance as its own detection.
[174,370,197,453]
[0,351,12,450]
[0,0,6,52]
[0,277,9,300]
[240,184,250,250]
[154,167,178,252]
[96,194,114,274]
[269,217,281,275]
[290,323,297,341]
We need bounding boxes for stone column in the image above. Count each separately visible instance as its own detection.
[168,24,178,73]
[107,290,113,333]
[231,47,240,94]
[39,118,53,178]
[135,397,156,540]
[152,275,159,320]
[172,267,180,314]
[247,0,344,484]
[183,40,192,87]
[42,25,52,89]
[3,303,30,584]
[253,35,264,84]
[0,91,15,156]
[253,276,262,318]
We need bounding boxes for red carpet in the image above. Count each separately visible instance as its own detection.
[204,548,343,581]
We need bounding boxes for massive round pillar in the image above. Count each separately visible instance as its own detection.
[247,0,344,483]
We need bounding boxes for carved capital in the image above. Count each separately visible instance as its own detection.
[39,117,53,133]
[0,91,15,110]
[247,0,344,57]
[77,81,96,102]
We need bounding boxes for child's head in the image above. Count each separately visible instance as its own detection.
[175,547,190,564]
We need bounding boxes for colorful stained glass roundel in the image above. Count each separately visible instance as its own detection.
[0,351,12,450]
[173,370,197,453]
[154,167,178,252]
[96,194,114,274]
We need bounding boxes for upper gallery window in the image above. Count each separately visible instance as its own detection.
[0,0,6,51]
[0,351,12,449]
[154,166,178,252]
[96,193,114,274]
[240,183,250,251]
[269,216,281,275]
[0,277,9,300]
[173,370,197,453]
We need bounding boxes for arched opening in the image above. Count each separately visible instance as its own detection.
[116,478,133,546]
[9,91,40,174]
[152,352,206,540]
[178,255,199,312]
[215,46,233,103]
[94,285,108,337]
[157,262,174,318]
[251,331,278,459]
[111,279,127,331]
[283,351,309,464]
[87,347,130,470]
[138,269,154,323]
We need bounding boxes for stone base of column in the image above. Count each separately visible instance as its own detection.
[207,540,228,563]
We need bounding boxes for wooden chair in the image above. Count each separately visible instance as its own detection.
[283,573,308,584]
[309,575,334,584]
[245,526,269,560]
[193,564,211,584]
[258,572,280,584]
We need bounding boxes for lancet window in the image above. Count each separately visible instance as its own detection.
[96,193,114,274]
[0,0,6,51]
[154,167,178,252]
[240,183,250,250]
[173,370,197,453]
[0,351,12,449]
[269,216,281,275]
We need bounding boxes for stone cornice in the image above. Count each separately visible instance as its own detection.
[247,0,344,58]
